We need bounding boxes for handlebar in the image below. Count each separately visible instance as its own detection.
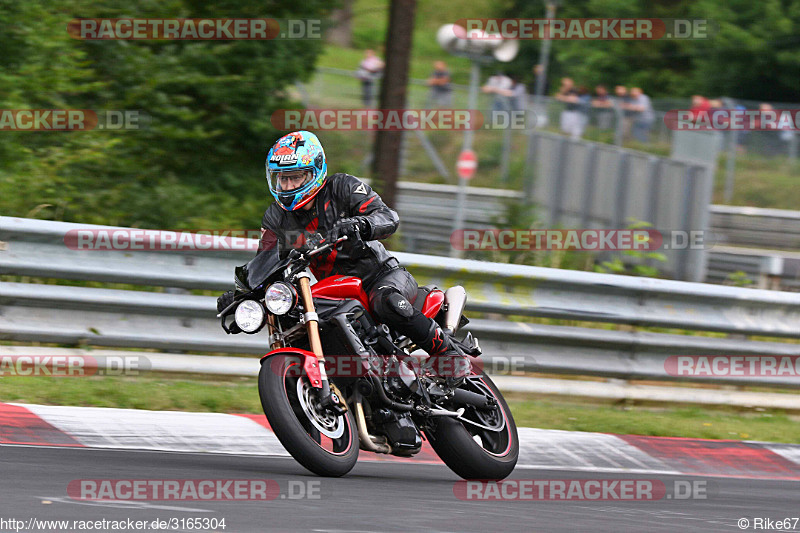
[306,234,348,257]
[285,234,349,280]
[217,235,350,319]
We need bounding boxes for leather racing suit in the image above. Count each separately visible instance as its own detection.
[258,172,457,361]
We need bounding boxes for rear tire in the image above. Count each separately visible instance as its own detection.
[259,354,359,477]
[425,374,518,480]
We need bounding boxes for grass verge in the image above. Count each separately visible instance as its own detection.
[2,374,798,444]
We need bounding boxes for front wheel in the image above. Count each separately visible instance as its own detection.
[258,354,359,477]
[424,374,519,480]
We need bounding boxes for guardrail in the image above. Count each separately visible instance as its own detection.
[2,216,800,388]
[705,245,800,291]
[388,181,800,290]
[710,204,800,250]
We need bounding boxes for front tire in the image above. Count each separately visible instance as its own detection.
[425,374,518,480]
[259,354,359,477]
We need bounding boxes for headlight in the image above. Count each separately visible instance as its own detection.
[265,282,296,315]
[234,300,266,333]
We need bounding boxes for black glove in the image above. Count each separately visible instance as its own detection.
[217,290,235,313]
[304,232,325,250]
[327,217,369,243]
[217,290,243,334]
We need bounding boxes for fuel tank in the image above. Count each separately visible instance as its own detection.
[311,275,371,310]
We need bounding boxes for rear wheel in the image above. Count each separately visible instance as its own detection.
[258,354,358,477]
[424,374,518,480]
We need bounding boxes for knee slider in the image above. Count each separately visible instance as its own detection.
[384,291,415,320]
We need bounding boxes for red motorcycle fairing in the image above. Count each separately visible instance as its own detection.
[313,274,446,319]
[311,275,371,310]
[261,348,323,388]
[421,289,445,319]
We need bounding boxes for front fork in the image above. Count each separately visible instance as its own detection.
[296,272,346,413]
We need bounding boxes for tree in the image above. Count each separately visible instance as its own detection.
[0,0,331,228]
[371,0,416,209]
[687,0,800,102]
[499,0,800,101]
[326,0,354,47]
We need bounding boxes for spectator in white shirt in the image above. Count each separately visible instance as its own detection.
[356,49,384,107]
[626,87,655,142]
[482,72,514,115]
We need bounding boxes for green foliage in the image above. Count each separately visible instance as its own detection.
[500,0,800,101]
[725,270,755,287]
[0,0,330,228]
[460,205,666,278]
[713,152,800,209]
[4,374,800,443]
[506,394,800,443]
[594,218,667,277]
[687,0,800,102]
[4,0,798,237]
[329,0,503,84]
[462,200,596,271]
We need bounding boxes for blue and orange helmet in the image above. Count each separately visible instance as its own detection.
[266,131,328,211]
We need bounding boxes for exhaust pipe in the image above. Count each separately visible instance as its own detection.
[452,388,494,410]
[443,286,467,334]
[353,395,392,454]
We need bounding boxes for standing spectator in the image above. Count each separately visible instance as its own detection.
[592,85,614,129]
[752,103,775,155]
[708,99,728,128]
[509,75,528,113]
[357,49,384,107]
[426,61,452,108]
[627,87,655,142]
[734,104,749,152]
[614,85,633,141]
[555,77,584,139]
[576,86,592,135]
[482,71,514,115]
[529,64,550,97]
[689,95,710,121]
[756,102,794,156]
[492,75,528,113]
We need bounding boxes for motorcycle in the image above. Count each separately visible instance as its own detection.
[217,233,518,479]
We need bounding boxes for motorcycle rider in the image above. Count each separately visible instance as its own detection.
[217,130,469,385]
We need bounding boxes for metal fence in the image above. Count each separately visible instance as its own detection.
[711,205,800,250]
[304,68,794,285]
[300,67,798,222]
[387,180,800,290]
[302,67,798,168]
[2,216,800,388]
[523,130,713,281]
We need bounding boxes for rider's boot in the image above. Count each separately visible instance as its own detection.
[378,291,471,388]
[416,322,472,388]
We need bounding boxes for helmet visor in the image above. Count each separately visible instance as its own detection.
[269,169,313,194]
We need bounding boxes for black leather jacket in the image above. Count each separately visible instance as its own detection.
[260,173,399,288]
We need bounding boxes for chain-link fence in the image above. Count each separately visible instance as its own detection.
[294,67,796,199]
